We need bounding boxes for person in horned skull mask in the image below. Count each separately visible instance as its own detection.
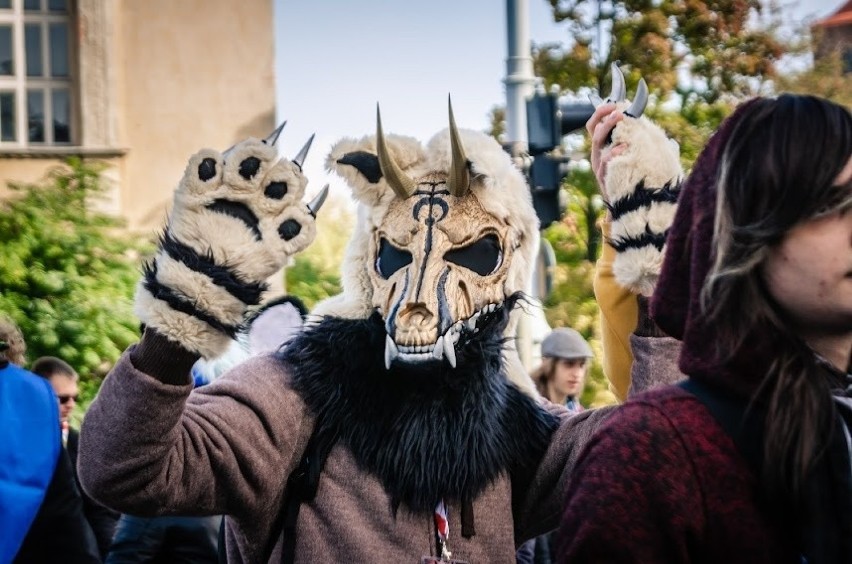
[79,81,676,562]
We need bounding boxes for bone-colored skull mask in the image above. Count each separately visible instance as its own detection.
[373,171,516,366]
[320,104,539,372]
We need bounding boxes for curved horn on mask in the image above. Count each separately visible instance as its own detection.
[447,97,470,197]
[376,105,416,199]
[624,78,648,118]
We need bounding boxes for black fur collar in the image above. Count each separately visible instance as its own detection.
[278,298,560,514]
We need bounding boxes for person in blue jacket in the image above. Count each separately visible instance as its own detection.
[0,317,100,563]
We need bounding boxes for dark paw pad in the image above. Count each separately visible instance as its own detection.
[198,158,217,181]
[206,199,261,240]
[278,219,302,241]
[239,157,262,180]
[264,181,288,200]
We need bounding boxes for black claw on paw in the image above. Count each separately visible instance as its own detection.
[239,157,262,180]
[278,219,302,241]
[198,158,217,181]
[264,181,288,200]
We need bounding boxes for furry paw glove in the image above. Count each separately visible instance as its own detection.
[136,137,319,358]
[605,114,683,296]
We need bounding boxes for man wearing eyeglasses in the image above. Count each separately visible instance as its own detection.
[32,357,79,441]
[32,356,119,560]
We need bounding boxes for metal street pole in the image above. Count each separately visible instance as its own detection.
[505,0,535,157]
[504,0,542,373]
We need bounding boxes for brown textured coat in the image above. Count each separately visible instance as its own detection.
[78,349,611,563]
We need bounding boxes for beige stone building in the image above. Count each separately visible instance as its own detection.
[0,0,275,230]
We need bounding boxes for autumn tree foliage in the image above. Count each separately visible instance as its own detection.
[520,0,791,406]
[538,0,785,103]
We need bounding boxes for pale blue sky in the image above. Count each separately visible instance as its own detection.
[273,0,577,196]
[273,0,842,198]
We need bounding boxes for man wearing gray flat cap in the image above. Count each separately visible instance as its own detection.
[534,328,594,414]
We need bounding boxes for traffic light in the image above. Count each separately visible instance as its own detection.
[526,92,594,155]
[528,153,567,229]
[525,91,594,227]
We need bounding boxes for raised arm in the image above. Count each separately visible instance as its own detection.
[78,129,324,521]
[586,68,685,399]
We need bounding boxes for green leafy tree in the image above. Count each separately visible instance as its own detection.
[487,105,507,140]
[529,0,780,162]
[539,0,785,103]
[0,158,147,405]
[285,257,342,311]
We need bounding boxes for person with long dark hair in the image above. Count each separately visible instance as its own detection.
[557,94,852,562]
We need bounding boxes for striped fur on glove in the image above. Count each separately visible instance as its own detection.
[605,112,683,296]
[136,130,326,358]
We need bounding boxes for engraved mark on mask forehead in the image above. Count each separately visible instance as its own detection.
[411,181,450,301]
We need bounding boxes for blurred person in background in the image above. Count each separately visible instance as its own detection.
[0,316,26,366]
[33,356,119,559]
[106,514,221,564]
[32,356,79,442]
[532,328,594,414]
[517,327,594,564]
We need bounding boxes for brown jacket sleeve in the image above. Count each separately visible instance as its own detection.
[512,403,616,542]
[628,296,686,396]
[77,344,313,524]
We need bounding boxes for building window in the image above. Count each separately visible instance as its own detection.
[0,0,74,146]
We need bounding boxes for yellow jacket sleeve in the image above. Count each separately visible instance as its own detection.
[593,221,638,403]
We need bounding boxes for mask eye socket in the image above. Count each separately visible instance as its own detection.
[444,234,503,276]
[376,238,413,279]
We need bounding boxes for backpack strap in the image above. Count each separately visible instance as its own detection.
[678,379,764,475]
[276,427,337,564]
[217,424,338,564]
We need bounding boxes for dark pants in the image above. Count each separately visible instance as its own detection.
[106,515,222,564]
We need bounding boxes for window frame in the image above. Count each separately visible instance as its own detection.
[0,0,77,147]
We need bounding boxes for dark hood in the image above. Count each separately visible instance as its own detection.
[650,98,772,399]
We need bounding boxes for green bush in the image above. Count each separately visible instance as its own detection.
[0,158,148,407]
[285,256,342,310]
